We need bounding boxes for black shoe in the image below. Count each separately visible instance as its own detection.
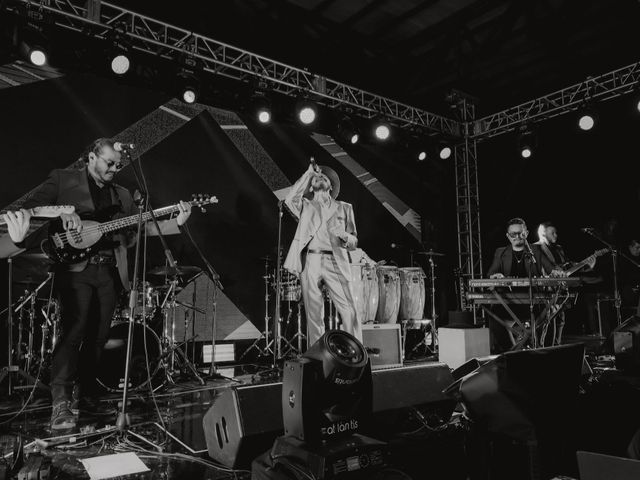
[78,397,116,416]
[51,400,77,431]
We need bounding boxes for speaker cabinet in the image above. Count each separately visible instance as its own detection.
[203,383,283,468]
[362,324,403,369]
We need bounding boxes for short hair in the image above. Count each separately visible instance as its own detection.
[506,217,527,231]
[79,137,115,164]
[537,221,555,240]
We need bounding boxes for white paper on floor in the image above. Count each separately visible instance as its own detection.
[80,452,150,480]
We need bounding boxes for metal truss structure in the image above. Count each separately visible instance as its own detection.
[472,60,640,139]
[4,0,460,135]
[451,93,483,310]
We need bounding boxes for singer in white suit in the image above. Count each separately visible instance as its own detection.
[284,162,361,346]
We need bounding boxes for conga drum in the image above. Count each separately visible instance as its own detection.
[350,263,379,324]
[375,266,401,324]
[398,267,426,321]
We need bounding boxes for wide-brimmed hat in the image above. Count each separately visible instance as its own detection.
[303,165,340,200]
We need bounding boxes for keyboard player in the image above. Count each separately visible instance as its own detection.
[486,218,564,352]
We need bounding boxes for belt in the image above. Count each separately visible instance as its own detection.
[307,249,333,255]
[88,254,116,265]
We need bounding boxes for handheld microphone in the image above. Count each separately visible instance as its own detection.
[310,156,320,173]
[114,142,135,152]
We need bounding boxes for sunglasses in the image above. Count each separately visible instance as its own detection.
[507,231,527,239]
[97,154,124,171]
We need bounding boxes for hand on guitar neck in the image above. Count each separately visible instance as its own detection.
[1,205,76,244]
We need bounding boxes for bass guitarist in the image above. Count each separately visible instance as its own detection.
[13,138,191,431]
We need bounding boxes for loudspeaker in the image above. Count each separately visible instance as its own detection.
[203,383,283,468]
[204,362,455,469]
[613,316,640,372]
[362,324,403,369]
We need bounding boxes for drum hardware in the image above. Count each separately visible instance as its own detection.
[240,256,276,360]
[0,257,50,396]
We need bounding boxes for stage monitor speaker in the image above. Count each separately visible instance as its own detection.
[203,383,283,469]
[613,316,640,372]
[203,362,456,469]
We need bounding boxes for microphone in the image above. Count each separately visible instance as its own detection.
[114,142,135,152]
[523,237,536,264]
[310,156,320,172]
[580,227,594,233]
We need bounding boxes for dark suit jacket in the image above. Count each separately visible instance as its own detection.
[534,241,568,275]
[22,167,136,288]
[487,244,557,277]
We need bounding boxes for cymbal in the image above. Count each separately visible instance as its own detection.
[147,265,202,277]
[416,250,445,257]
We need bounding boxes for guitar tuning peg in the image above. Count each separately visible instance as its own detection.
[200,207,207,213]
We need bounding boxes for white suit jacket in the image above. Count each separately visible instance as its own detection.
[283,167,357,281]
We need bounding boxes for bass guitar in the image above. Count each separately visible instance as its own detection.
[42,194,217,264]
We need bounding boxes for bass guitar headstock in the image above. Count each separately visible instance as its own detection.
[190,194,219,213]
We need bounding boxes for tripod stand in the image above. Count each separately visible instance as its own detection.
[0,256,50,396]
[240,256,275,360]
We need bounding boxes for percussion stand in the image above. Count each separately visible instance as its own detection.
[158,277,204,385]
[427,256,439,354]
[0,258,50,396]
[289,302,306,354]
[239,258,274,360]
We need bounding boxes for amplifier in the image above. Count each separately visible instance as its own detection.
[362,324,403,369]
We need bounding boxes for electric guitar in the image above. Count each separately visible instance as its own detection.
[564,248,608,277]
[42,194,217,264]
[0,205,75,225]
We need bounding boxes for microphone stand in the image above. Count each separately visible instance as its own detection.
[273,200,285,368]
[178,223,229,380]
[583,229,622,326]
[523,238,537,348]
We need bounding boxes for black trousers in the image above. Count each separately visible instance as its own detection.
[51,264,118,402]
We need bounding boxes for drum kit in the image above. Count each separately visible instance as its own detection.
[3,256,206,395]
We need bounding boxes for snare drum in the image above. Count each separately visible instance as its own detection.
[375,266,401,324]
[350,263,379,324]
[399,267,426,321]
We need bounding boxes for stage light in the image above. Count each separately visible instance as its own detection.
[181,86,197,104]
[374,123,391,141]
[517,127,536,158]
[439,145,452,160]
[337,117,359,145]
[28,46,47,66]
[111,54,130,75]
[296,99,317,125]
[418,151,427,161]
[520,147,532,159]
[252,94,272,124]
[578,113,595,131]
[636,98,640,114]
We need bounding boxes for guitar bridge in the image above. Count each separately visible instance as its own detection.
[52,233,64,249]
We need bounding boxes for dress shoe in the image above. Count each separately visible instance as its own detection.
[51,400,77,431]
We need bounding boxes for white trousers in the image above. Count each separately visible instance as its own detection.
[300,252,362,347]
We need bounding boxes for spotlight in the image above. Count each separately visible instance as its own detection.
[110,54,130,74]
[181,86,197,104]
[439,145,452,160]
[417,150,427,161]
[578,113,595,131]
[28,46,47,66]
[373,121,391,141]
[252,94,272,124]
[296,99,317,125]
[337,117,359,145]
[518,128,536,159]
[636,98,640,114]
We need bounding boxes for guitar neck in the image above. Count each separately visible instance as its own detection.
[98,204,182,234]
[565,261,588,277]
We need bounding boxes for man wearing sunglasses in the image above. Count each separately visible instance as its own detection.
[487,217,561,279]
[16,138,191,431]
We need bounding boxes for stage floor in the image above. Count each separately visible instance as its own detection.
[0,364,274,480]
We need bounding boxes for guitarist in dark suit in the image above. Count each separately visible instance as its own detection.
[16,138,191,430]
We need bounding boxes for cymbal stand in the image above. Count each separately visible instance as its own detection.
[159,277,204,385]
[0,258,49,396]
[277,297,297,358]
[239,258,274,360]
[289,301,306,354]
[427,256,438,353]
